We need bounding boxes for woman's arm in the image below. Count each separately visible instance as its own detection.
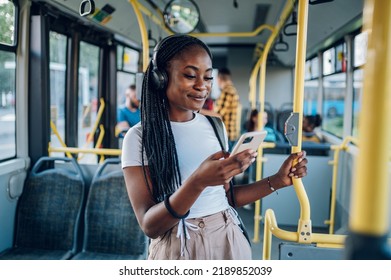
[123,165,204,239]
[123,149,256,238]
[231,151,308,207]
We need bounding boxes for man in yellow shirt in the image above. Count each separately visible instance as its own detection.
[215,67,240,148]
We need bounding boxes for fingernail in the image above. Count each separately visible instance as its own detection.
[291,168,296,172]
[295,175,299,178]
[298,158,303,163]
[251,158,256,163]
[289,173,294,177]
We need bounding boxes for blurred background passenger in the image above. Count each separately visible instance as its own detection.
[116,84,140,137]
[302,114,323,143]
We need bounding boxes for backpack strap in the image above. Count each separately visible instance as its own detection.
[205,115,251,246]
[205,115,236,207]
[205,115,227,152]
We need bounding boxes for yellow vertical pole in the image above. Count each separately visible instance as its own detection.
[129,0,149,72]
[290,0,311,242]
[252,0,296,243]
[349,0,391,237]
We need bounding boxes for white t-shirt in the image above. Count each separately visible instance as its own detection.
[121,113,230,218]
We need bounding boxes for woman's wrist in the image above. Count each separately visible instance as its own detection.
[186,172,207,193]
[269,174,286,191]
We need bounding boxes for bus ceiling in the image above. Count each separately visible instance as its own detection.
[37,0,364,67]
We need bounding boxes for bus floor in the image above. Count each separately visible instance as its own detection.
[237,206,329,260]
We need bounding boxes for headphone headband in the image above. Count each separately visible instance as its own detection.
[152,34,184,70]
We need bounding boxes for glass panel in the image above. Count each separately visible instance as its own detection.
[117,72,135,106]
[117,45,123,70]
[322,73,346,138]
[304,79,319,115]
[352,69,363,138]
[335,43,347,72]
[354,31,368,68]
[0,0,16,46]
[311,56,319,78]
[49,31,67,157]
[0,50,16,160]
[123,47,139,73]
[78,41,100,164]
[305,60,311,80]
[323,48,335,75]
[116,72,136,143]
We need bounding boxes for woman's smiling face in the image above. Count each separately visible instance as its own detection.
[165,45,213,122]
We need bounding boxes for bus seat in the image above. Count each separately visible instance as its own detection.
[0,157,85,260]
[265,102,276,130]
[71,158,148,260]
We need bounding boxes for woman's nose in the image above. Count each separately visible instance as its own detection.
[194,77,208,90]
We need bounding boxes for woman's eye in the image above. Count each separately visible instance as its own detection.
[205,77,213,81]
[184,74,196,79]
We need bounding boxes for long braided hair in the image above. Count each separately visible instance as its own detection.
[140,35,212,203]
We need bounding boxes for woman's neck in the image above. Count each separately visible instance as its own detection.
[169,111,195,122]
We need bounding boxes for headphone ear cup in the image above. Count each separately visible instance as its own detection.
[151,68,167,91]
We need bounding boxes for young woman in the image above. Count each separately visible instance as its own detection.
[122,34,308,260]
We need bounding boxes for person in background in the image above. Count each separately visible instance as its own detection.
[302,114,323,143]
[245,109,276,142]
[121,34,308,260]
[116,84,140,137]
[214,67,240,149]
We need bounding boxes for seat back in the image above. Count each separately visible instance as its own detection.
[14,157,85,253]
[82,158,147,256]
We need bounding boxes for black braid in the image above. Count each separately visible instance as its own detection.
[140,35,212,203]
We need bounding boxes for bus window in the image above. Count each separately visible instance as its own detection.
[323,48,335,76]
[49,31,67,156]
[78,41,100,163]
[352,32,367,138]
[0,0,15,46]
[304,79,319,115]
[0,0,17,161]
[116,45,138,107]
[352,69,363,138]
[322,72,346,137]
[0,50,16,161]
[117,72,135,108]
[354,31,368,68]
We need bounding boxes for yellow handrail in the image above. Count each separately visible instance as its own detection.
[49,120,73,158]
[251,0,297,244]
[325,136,358,234]
[190,24,274,38]
[262,0,312,259]
[83,97,105,147]
[290,0,310,227]
[78,98,105,161]
[95,124,106,163]
[48,146,121,156]
[129,0,149,72]
[136,1,172,35]
[262,209,346,259]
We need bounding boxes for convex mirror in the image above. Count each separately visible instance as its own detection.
[163,0,200,34]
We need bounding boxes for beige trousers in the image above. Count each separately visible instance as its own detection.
[148,209,252,260]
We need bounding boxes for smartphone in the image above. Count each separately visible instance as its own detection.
[230,130,268,156]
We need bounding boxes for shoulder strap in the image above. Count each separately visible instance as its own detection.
[205,115,236,207]
[205,115,227,151]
